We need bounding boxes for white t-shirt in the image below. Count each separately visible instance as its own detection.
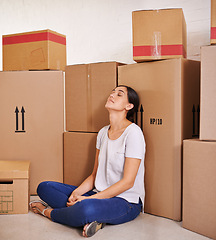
[94,123,146,208]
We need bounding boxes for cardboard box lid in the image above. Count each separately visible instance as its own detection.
[0,160,30,180]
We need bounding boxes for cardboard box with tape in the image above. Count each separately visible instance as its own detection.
[132,8,187,62]
[3,29,66,71]
[211,0,216,44]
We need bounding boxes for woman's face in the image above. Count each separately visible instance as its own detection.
[105,86,132,112]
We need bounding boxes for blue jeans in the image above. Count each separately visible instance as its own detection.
[37,181,142,227]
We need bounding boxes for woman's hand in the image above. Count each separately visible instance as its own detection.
[67,194,88,207]
[68,190,78,203]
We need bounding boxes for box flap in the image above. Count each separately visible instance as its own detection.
[0,160,30,180]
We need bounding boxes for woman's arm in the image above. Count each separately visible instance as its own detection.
[67,149,99,205]
[73,156,141,203]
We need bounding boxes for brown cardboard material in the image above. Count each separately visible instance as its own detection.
[211,0,216,44]
[132,8,187,62]
[3,29,66,71]
[0,160,30,214]
[183,139,216,239]
[64,132,97,186]
[118,59,200,221]
[0,71,64,194]
[200,45,216,140]
[66,62,122,132]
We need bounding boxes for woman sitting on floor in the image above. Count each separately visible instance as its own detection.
[30,85,146,237]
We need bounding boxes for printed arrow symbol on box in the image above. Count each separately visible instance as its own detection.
[140,104,144,131]
[21,106,25,131]
[192,105,195,135]
[197,105,200,136]
[15,106,19,131]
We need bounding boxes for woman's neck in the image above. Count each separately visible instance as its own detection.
[109,112,131,131]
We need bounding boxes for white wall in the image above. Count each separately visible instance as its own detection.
[0,0,211,70]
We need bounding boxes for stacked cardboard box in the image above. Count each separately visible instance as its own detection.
[118,59,200,221]
[211,0,216,44]
[0,71,64,195]
[64,62,122,186]
[3,29,66,71]
[0,160,30,214]
[183,140,216,239]
[200,45,216,140]
[182,2,216,238]
[64,132,97,186]
[132,8,186,62]
[182,45,216,239]
[1,29,66,202]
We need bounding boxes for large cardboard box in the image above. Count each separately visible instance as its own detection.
[183,139,216,239]
[0,71,64,194]
[211,0,216,44]
[66,62,122,132]
[64,132,97,186]
[0,160,30,214]
[132,8,187,62]
[200,45,216,140]
[3,29,66,71]
[118,59,200,221]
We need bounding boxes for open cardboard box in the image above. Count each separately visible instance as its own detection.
[0,160,30,214]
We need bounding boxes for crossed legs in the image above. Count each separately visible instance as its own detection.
[30,181,142,237]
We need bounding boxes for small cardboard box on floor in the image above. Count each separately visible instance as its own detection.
[132,8,187,62]
[3,29,66,71]
[64,132,97,186]
[200,45,216,140]
[0,160,30,214]
[183,139,216,239]
[118,59,200,221]
[0,71,64,194]
[211,0,216,44]
[65,62,122,132]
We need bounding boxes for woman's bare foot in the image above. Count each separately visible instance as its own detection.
[29,201,52,218]
[82,223,89,237]
[82,222,105,237]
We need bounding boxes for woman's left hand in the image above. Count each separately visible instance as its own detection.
[67,195,88,207]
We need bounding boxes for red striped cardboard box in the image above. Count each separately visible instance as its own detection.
[132,8,187,62]
[3,29,66,71]
[211,0,216,44]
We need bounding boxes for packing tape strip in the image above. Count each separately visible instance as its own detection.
[3,32,66,45]
[133,44,186,58]
[151,31,161,57]
[211,27,216,39]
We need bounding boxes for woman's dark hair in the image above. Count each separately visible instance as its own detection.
[118,85,140,122]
